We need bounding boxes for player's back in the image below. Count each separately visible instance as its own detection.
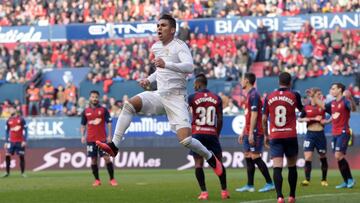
[151,38,193,92]
[264,88,303,139]
[188,89,222,136]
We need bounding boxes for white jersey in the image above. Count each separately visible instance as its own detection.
[148,38,193,93]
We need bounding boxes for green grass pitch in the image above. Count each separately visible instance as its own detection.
[0,169,359,203]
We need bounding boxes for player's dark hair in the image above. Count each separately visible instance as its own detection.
[244,72,256,85]
[195,73,207,87]
[279,72,292,86]
[331,82,346,93]
[90,90,100,96]
[159,14,176,29]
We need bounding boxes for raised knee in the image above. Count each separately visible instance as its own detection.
[179,136,192,147]
[123,101,136,114]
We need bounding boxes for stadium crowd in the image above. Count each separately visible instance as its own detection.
[0,0,359,26]
[1,24,359,84]
[0,1,359,117]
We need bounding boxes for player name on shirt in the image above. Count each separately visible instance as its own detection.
[194,96,218,105]
[267,96,295,106]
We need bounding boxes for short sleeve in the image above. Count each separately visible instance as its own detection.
[104,108,112,123]
[325,102,332,114]
[250,93,260,112]
[80,110,87,125]
[262,96,269,116]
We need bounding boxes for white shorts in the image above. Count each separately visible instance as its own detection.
[138,91,191,131]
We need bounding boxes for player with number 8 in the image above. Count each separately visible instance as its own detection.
[262,72,304,203]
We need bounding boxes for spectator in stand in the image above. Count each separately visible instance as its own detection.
[5,68,19,83]
[102,94,110,109]
[64,82,77,110]
[109,97,121,117]
[50,99,64,116]
[1,100,12,118]
[223,99,240,115]
[214,62,227,79]
[77,97,87,116]
[350,85,360,105]
[12,99,22,115]
[218,92,230,109]
[178,21,191,42]
[313,39,327,61]
[256,21,270,61]
[27,83,40,116]
[300,38,313,59]
[331,26,343,53]
[56,85,66,105]
[40,80,55,116]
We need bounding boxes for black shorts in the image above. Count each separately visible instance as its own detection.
[6,142,25,155]
[87,142,106,158]
[270,137,298,158]
[189,134,222,157]
[303,130,327,154]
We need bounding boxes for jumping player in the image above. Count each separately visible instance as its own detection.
[262,72,303,203]
[298,88,329,187]
[80,90,117,186]
[2,105,27,178]
[188,73,229,200]
[96,14,223,177]
[236,73,274,193]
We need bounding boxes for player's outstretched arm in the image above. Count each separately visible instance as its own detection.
[344,90,357,112]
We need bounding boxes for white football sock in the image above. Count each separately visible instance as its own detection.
[180,137,212,160]
[112,102,136,148]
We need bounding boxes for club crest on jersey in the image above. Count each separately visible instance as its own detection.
[338,103,342,108]
[98,111,102,115]
[332,112,340,120]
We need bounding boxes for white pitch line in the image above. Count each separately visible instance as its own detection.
[240,192,360,203]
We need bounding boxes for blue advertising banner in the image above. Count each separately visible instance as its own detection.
[0,12,358,43]
[1,114,360,139]
[0,117,81,139]
[0,25,66,43]
[41,67,90,87]
[214,12,360,35]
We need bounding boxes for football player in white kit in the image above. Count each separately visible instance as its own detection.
[96,14,223,176]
